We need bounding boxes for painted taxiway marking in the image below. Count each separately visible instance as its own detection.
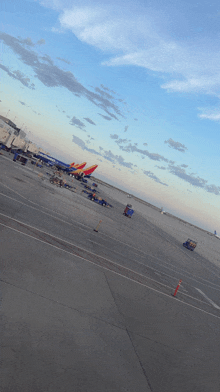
[0,185,220,290]
[1,220,220,319]
[0,192,220,293]
[195,288,220,310]
[0,212,216,306]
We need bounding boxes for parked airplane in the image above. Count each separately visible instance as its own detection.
[35,152,97,178]
[35,152,87,172]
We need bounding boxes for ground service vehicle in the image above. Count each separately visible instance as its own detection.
[123,204,134,218]
[183,238,197,251]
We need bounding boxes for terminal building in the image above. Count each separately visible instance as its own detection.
[0,115,47,155]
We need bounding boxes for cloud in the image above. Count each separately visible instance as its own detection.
[156,165,166,170]
[94,86,114,100]
[57,56,71,64]
[0,32,123,120]
[100,84,116,94]
[0,64,35,89]
[110,134,119,139]
[116,140,170,162]
[19,37,35,47]
[134,118,138,121]
[198,107,220,122]
[41,54,54,65]
[72,134,101,155]
[164,138,187,153]
[168,164,220,195]
[37,38,46,45]
[69,116,86,130]
[124,125,128,132]
[168,164,207,188]
[53,2,220,108]
[103,150,133,168]
[205,185,220,195]
[98,113,112,121]
[72,134,133,168]
[115,138,128,145]
[18,37,45,47]
[143,142,148,146]
[83,117,96,125]
[143,170,168,186]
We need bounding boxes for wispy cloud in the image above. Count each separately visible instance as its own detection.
[18,37,45,46]
[164,138,187,153]
[116,140,171,162]
[52,2,220,110]
[69,116,86,130]
[143,170,168,186]
[72,134,134,168]
[168,163,220,195]
[0,64,35,89]
[156,165,166,170]
[98,113,112,121]
[84,117,96,125]
[57,56,71,64]
[198,107,220,122]
[110,134,118,139]
[0,32,124,120]
[115,138,128,145]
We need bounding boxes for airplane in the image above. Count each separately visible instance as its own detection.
[70,164,98,179]
[34,152,98,178]
[34,152,87,172]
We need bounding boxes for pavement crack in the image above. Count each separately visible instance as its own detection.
[103,273,154,391]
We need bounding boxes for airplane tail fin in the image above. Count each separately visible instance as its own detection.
[69,162,87,169]
[74,162,87,169]
[83,165,98,176]
[70,165,98,176]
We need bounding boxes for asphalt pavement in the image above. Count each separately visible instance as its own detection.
[0,151,220,392]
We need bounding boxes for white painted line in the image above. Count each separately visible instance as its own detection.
[0,185,220,289]
[195,288,220,310]
[1,221,220,319]
[0,214,215,306]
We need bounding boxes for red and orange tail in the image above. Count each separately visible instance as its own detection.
[69,162,75,168]
[74,162,87,169]
[70,165,98,176]
[83,165,98,176]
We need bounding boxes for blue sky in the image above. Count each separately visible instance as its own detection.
[0,0,220,231]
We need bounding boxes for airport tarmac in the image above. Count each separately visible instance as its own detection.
[0,151,220,392]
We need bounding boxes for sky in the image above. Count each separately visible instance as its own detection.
[0,0,220,232]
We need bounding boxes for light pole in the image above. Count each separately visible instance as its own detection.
[6,109,10,117]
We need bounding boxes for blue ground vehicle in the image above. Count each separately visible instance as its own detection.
[87,193,110,207]
[123,204,134,218]
[13,152,28,166]
[183,238,197,251]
